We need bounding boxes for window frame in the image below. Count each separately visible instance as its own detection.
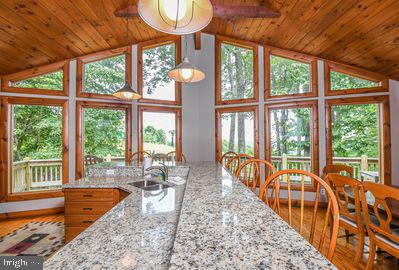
[264,46,318,100]
[215,105,259,161]
[138,105,182,158]
[137,36,182,105]
[1,60,70,96]
[265,100,319,191]
[0,96,69,202]
[215,35,259,105]
[325,95,391,185]
[75,101,132,179]
[76,46,132,100]
[324,61,388,96]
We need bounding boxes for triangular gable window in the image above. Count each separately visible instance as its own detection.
[11,70,63,90]
[330,70,379,90]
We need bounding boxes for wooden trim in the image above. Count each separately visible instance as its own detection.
[215,35,259,106]
[264,100,319,190]
[76,46,132,100]
[0,97,69,202]
[194,32,201,50]
[215,105,259,161]
[137,36,182,106]
[137,105,182,159]
[325,96,391,186]
[0,207,64,220]
[75,101,132,179]
[1,60,70,96]
[264,46,318,100]
[324,61,388,96]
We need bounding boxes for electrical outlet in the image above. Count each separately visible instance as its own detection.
[106,169,115,175]
[320,188,326,195]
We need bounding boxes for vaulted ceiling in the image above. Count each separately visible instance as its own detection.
[1,0,399,79]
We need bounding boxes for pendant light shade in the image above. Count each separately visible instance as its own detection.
[138,0,213,35]
[113,81,142,100]
[168,57,205,83]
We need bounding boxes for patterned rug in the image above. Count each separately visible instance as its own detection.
[0,221,64,260]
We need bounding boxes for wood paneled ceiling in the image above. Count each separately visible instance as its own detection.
[1,0,399,79]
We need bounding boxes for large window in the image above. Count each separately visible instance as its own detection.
[216,36,258,105]
[138,37,181,105]
[0,97,68,201]
[76,102,132,178]
[326,96,391,185]
[1,61,69,96]
[77,47,131,99]
[265,101,319,186]
[138,106,182,157]
[215,106,258,160]
[265,48,317,99]
[324,61,388,96]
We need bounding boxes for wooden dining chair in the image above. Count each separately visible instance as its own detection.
[327,174,364,265]
[152,153,167,164]
[235,159,277,192]
[322,164,354,179]
[129,151,152,163]
[226,154,253,175]
[360,182,399,270]
[219,151,237,168]
[166,151,187,163]
[84,155,104,166]
[259,169,340,261]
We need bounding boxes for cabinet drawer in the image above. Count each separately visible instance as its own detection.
[65,226,86,243]
[65,189,115,202]
[65,215,102,227]
[65,202,114,215]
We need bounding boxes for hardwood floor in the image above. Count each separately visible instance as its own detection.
[0,211,397,269]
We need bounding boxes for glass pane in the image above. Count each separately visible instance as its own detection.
[143,43,176,101]
[83,108,126,172]
[332,104,380,182]
[12,105,63,193]
[331,71,378,90]
[12,71,63,90]
[142,112,176,155]
[221,43,254,101]
[83,54,125,94]
[270,107,312,184]
[220,111,254,156]
[270,55,311,96]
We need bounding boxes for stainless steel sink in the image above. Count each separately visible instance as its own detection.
[128,180,168,191]
[141,184,169,191]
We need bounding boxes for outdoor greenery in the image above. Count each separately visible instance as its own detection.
[13,71,63,90]
[330,71,378,90]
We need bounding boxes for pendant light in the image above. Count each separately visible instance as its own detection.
[168,36,205,83]
[113,2,141,100]
[138,0,213,35]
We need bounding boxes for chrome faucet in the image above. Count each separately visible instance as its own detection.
[145,163,168,181]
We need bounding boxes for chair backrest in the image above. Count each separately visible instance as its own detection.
[235,159,277,192]
[327,174,363,228]
[152,153,167,164]
[130,151,152,163]
[226,154,253,175]
[166,151,187,163]
[259,169,339,261]
[219,151,237,167]
[323,164,353,179]
[84,155,104,166]
[360,182,399,244]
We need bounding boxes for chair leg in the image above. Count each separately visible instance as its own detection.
[366,240,376,270]
[355,231,365,265]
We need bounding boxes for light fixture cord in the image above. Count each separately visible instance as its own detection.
[184,35,188,58]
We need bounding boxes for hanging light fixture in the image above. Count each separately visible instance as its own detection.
[168,36,205,83]
[113,2,141,100]
[138,0,213,35]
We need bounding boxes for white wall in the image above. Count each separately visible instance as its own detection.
[1,33,398,213]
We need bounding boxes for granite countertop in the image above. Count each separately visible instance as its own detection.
[45,162,336,270]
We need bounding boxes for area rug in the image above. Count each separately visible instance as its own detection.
[0,221,64,260]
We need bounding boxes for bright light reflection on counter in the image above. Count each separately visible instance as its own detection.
[141,188,176,214]
[221,169,233,197]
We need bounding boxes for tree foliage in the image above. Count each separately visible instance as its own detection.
[13,71,63,90]
[330,71,378,90]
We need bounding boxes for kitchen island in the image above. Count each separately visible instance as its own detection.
[45,162,335,269]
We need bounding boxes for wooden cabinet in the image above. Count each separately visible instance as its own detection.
[64,188,128,243]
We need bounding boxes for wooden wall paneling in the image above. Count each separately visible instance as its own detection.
[215,35,259,105]
[137,36,182,106]
[215,105,259,161]
[75,101,132,179]
[325,96,391,186]
[0,97,68,202]
[264,46,318,100]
